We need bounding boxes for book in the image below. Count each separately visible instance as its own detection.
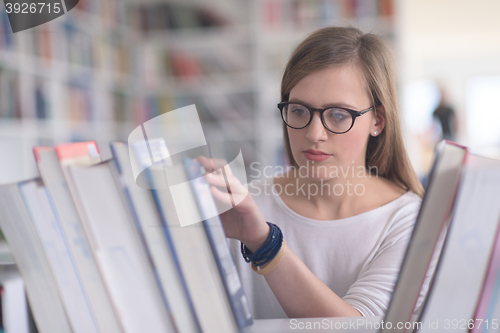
[110,141,200,333]
[0,180,72,333]
[471,217,500,333]
[0,266,31,333]
[18,179,98,333]
[131,139,240,333]
[183,157,253,329]
[416,154,500,333]
[66,159,176,333]
[34,144,123,333]
[383,141,468,332]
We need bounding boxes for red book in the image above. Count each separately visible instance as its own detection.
[55,141,100,164]
[379,0,394,17]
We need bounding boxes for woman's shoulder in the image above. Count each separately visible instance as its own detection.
[391,191,422,217]
[370,175,421,208]
[381,184,422,220]
[343,176,420,222]
[378,189,422,241]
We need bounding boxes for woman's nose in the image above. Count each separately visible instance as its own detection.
[305,112,328,143]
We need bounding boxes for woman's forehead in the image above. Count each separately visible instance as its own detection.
[289,65,371,108]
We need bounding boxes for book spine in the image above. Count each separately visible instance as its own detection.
[202,218,253,328]
[183,158,252,328]
[149,187,203,333]
[143,161,202,333]
[109,143,179,333]
[470,216,500,333]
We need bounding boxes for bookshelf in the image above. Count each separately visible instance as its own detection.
[0,0,140,183]
[127,0,259,172]
[0,0,396,183]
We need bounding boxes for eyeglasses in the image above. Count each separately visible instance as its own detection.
[277,101,374,134]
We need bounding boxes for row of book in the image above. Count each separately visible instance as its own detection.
[2,135,500,332]
[0,70,258,142]
[0,26,253,122]
[0,81,257,133]
[0,15,251,82]
[262,0,394,29]
[0,73,94,121]
[0,68,49,120]
[72,0,124,25]
[64,84,135,124]
[0,14,135,80]
[34,20,133,77]
[0,139,253,333]
[129,3,228,33]
[140,47,251,88]
[0,0,257,152]
[0,10,13,49]
[379,141,500,333]
[0,6,244,81]
[62,20,101,70]
[0,67,21,119]
[0,14,132,72]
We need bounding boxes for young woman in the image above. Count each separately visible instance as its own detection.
[198,27,424,319]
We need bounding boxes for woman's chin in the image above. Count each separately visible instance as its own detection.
[309,174,339,182]
[295,166,338,182]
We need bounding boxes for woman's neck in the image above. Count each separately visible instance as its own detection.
[273,164,407,221]
[275,166,375,220]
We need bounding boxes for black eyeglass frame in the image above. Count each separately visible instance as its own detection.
[277,101,374,134]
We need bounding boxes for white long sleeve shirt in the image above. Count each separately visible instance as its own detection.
[230,179,422,319]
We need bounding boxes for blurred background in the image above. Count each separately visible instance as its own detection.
[0,0,499,184]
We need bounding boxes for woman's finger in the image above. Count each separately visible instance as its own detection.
[210,157,229,171]
[204,172,230,190]
[215,173,248,206]
[209,185,234,207]
[196,155,232,176]
[224,173,246,193]
[196,155,212,172]
[198,156,247,205]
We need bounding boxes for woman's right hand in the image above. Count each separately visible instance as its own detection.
[197,156,270,252]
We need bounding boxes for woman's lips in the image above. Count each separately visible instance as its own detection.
[303,149,330,162]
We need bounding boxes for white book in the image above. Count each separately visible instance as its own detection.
[34,145,123,333]
[67,160,176,333]
[383,141,468,332]
[0,266,30,333]
[110,141,200,333]
[19,180,98,333]
[417,155,500,333]
[471,216,500,333]
[135,142,239,333]
[0,181,72,333]
[183,158,253,329]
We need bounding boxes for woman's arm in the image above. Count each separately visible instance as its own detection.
[259,242,362,318]
[198,156,362,318]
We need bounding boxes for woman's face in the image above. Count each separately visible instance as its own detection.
[287,64,384,181]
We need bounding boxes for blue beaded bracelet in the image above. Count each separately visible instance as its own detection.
[241,222,283,267]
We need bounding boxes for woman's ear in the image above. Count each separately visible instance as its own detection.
[371,105,386,137]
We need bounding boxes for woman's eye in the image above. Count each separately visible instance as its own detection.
[328,110,349,121]
[291,107,307,116]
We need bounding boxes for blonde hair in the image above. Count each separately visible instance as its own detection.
[281,27,424,197]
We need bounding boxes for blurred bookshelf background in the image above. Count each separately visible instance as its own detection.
[0,0,499,184]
